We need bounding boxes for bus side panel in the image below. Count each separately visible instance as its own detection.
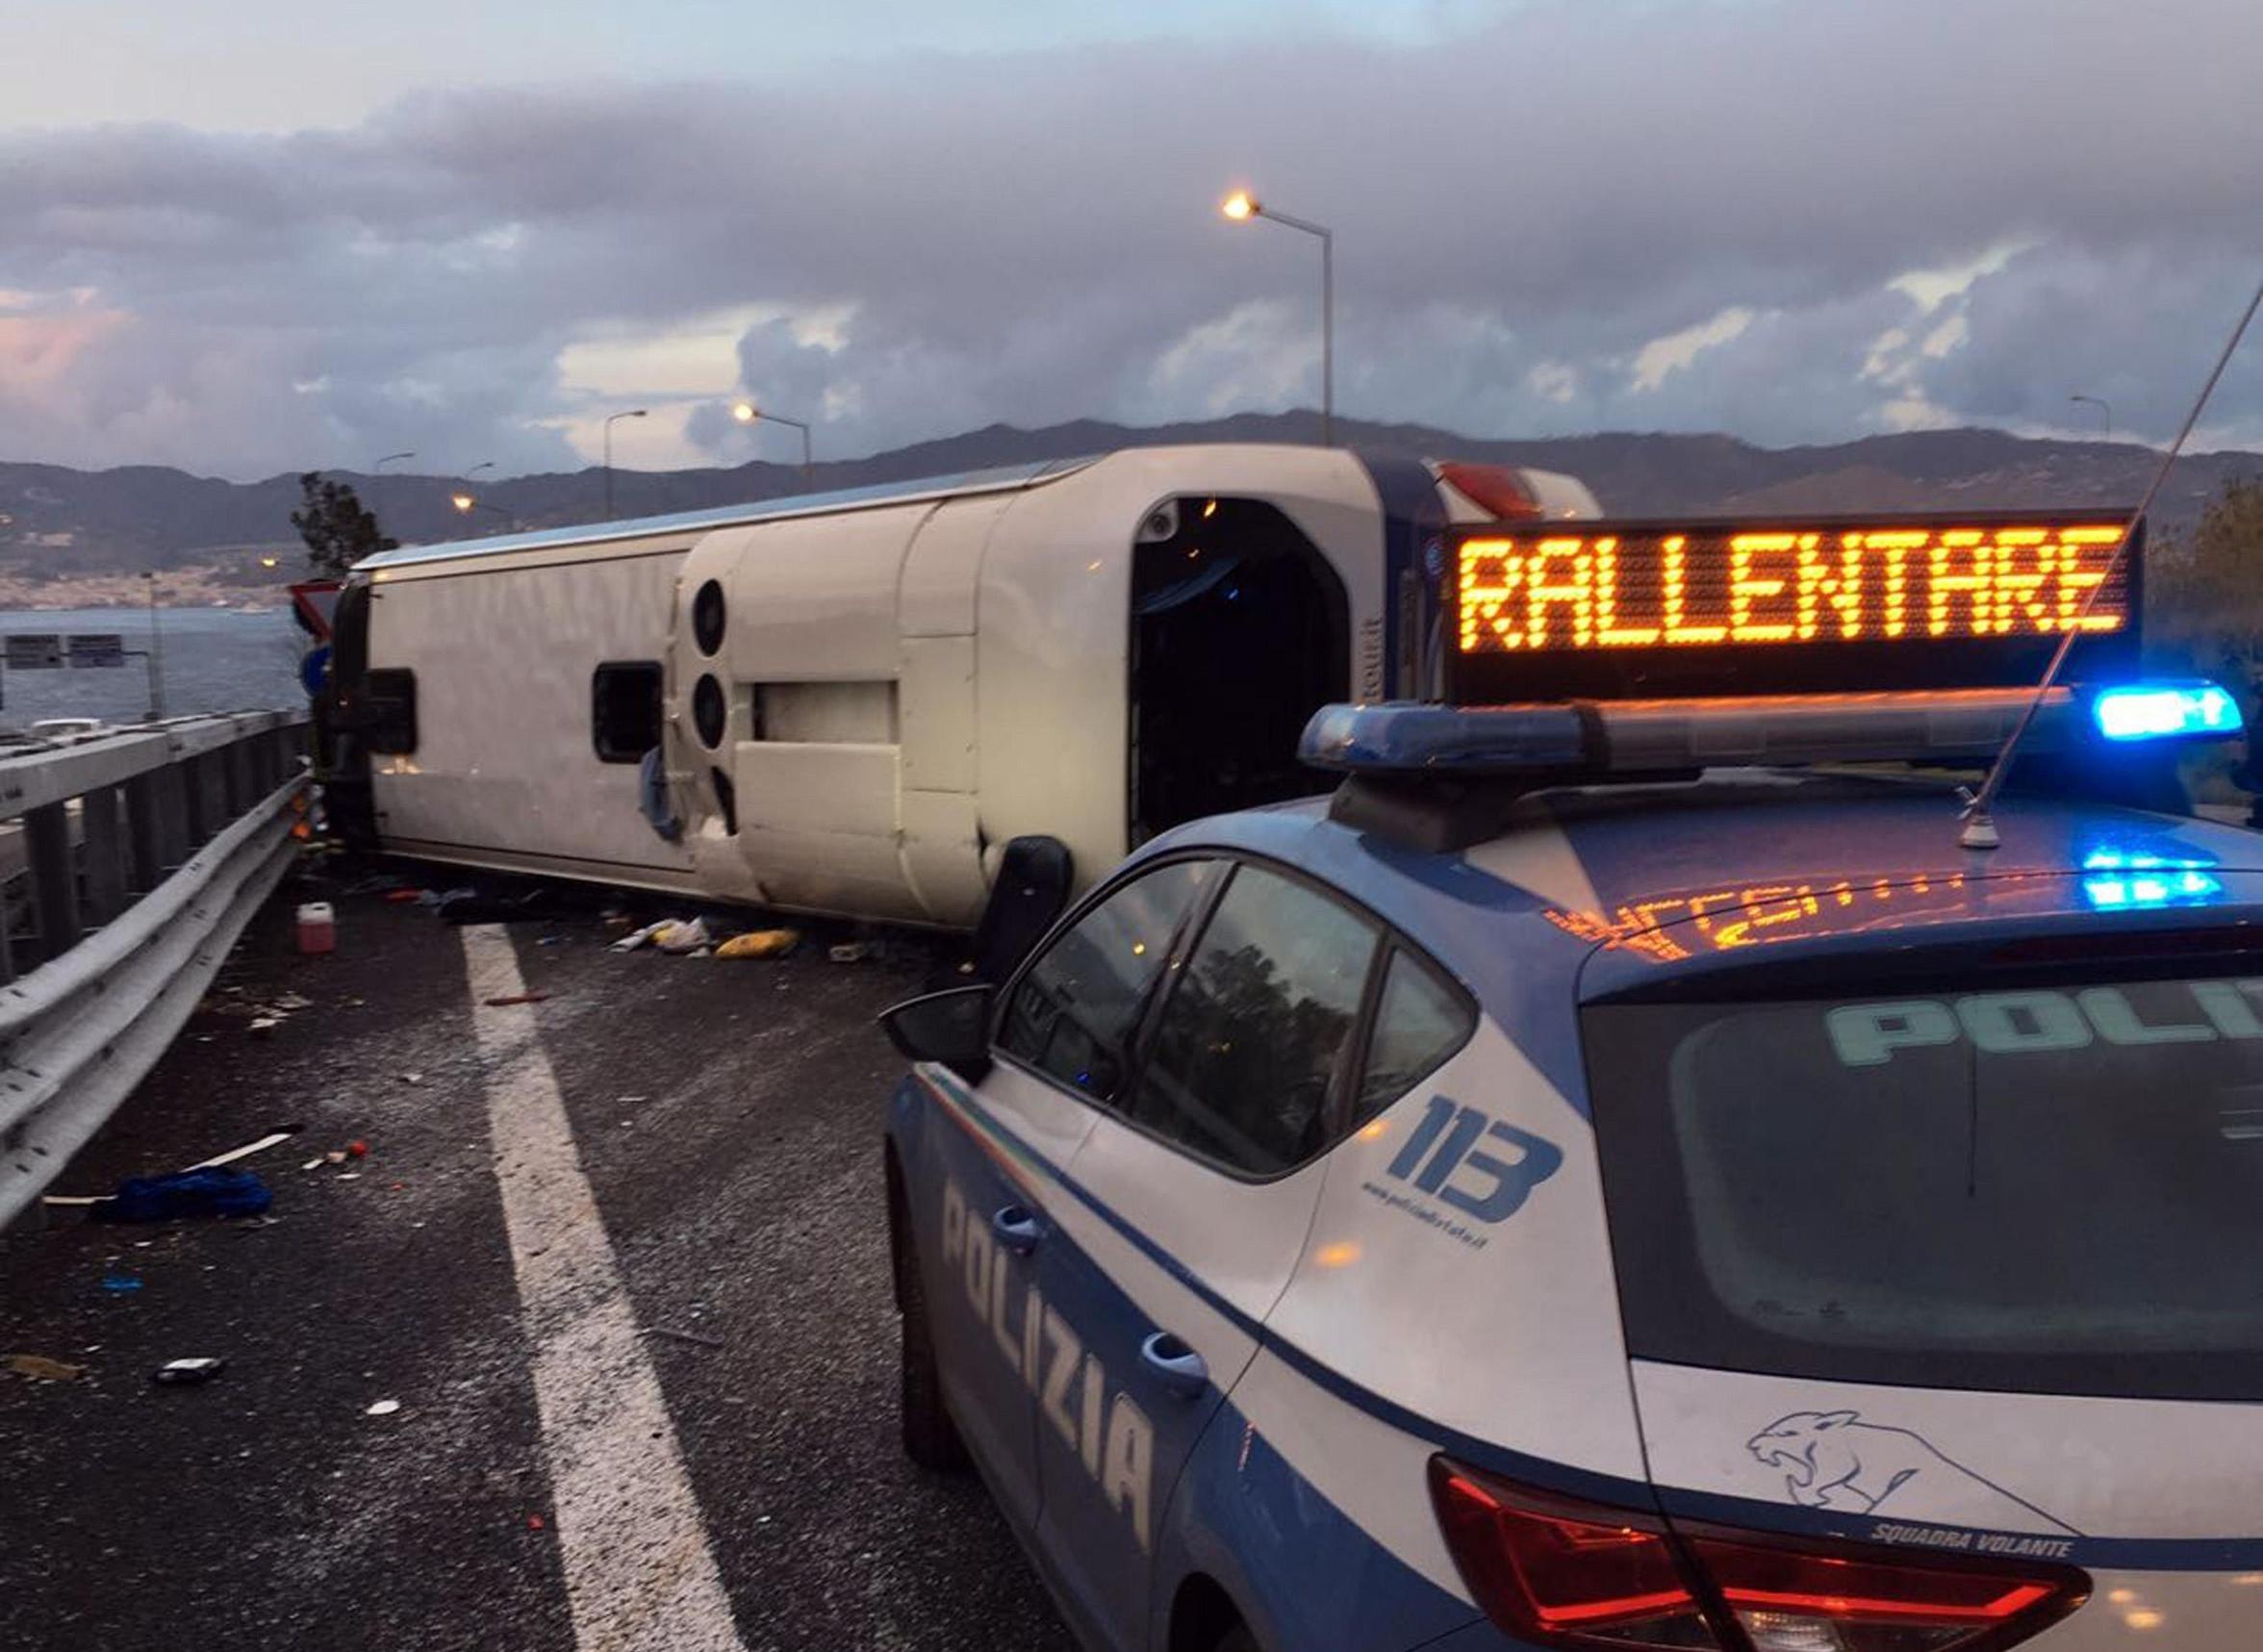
[368,548,699,881]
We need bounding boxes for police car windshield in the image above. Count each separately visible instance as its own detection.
[1585,965,2263,1401]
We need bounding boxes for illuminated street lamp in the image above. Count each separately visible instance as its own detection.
[452,491,513,530]
[2070,393,2113,438]
[1220,190,1334,446]
[602,409,648,519]
[733,400,814,484]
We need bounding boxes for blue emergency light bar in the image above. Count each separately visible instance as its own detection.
[1300,679,2246,780]
[2090,680,2242,742]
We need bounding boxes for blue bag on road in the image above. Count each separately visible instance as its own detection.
[96,1168,273,1223]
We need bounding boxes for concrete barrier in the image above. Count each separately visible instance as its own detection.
[0,712,307,1224]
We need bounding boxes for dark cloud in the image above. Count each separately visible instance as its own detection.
[5,0,2262,478]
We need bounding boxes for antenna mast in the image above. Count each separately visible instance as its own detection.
[1959,272,2263,851]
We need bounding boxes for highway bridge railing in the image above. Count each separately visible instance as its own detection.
[0,711,309,1226]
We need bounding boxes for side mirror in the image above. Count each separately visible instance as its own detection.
[878,984,995,1080]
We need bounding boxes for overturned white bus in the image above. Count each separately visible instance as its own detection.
[319,444,1598,926]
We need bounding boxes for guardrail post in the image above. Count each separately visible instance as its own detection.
[82,784,129,926]
[24,802,78,959]
[226,737,254,817]
[183,751,216,846]
[123,771,164,893]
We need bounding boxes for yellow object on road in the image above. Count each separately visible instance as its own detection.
[714,928,800,960]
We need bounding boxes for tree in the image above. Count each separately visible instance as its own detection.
[290,471,396,578]
[2148,477,2263,696]
[2148,478,2263,803]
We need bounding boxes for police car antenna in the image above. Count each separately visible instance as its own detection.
[1958,271,2263,851]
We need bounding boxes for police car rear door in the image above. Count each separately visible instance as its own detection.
[1030,858,1385,1652]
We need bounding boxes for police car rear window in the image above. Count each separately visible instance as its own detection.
[1585,969,2263,1401]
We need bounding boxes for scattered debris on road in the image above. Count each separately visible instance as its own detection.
[483,991,551,1006]
[152,1357,226,1386]
[340,873,414,897]
[827,941,872,964]
[46,1128,298,1207]
[188,1129,299,1171]
[365,1398,401,1417]
[611,916,715,953]
[6,1354,86,1383]
[93,1168,272,1224]
[295,902,337,953]
[99,1275,142,1294]
[640,1326,725,1351]
[716,928,799,959]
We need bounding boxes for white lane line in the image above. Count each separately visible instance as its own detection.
[461,924,748,1652]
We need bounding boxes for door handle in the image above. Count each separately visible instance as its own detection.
[991,1206,1043,1256]
[1138,1331,1208,1399]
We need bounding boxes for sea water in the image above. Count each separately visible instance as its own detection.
[0,607,305,729]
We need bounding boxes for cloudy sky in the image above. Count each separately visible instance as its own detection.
[6,0,2262,480]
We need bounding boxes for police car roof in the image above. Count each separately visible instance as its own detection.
[1143,776,2263,1010]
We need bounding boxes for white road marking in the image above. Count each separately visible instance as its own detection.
[461,925,748,1652]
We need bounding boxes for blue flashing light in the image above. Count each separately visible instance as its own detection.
[2079,845,2224,911]
[2090,680,2243,743]
[1299,703,1588,775]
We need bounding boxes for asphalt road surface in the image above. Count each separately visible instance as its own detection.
[0,880,1077,1652]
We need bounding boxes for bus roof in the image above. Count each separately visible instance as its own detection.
[354,455,1097,573]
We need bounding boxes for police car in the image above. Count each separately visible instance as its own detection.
[879,512,2263,1652]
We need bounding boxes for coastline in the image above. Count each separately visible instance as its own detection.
[0,566,301,612]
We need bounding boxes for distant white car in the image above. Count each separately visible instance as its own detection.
[28,718,109,739]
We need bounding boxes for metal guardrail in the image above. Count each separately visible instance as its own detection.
[0,711,308,1225]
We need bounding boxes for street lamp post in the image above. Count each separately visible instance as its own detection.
[368,450,414,536]
[602,410,648,519]
[733,401,813,484]
[142,572,165,722]
[1222,190,1335,446]
[2070,394,2113,438]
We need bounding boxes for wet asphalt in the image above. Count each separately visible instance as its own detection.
[0,875,1077,1652]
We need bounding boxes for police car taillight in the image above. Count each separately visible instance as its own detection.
[1429,1461,1710,1645]
[1429,1459,2089,1651]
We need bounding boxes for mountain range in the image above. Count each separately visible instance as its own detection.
[4,412,2258,577]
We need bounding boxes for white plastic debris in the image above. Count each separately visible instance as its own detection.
[365,1398,401,1417]
[609,920,671,953]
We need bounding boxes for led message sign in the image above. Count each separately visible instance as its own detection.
[1447,514,2140,699]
